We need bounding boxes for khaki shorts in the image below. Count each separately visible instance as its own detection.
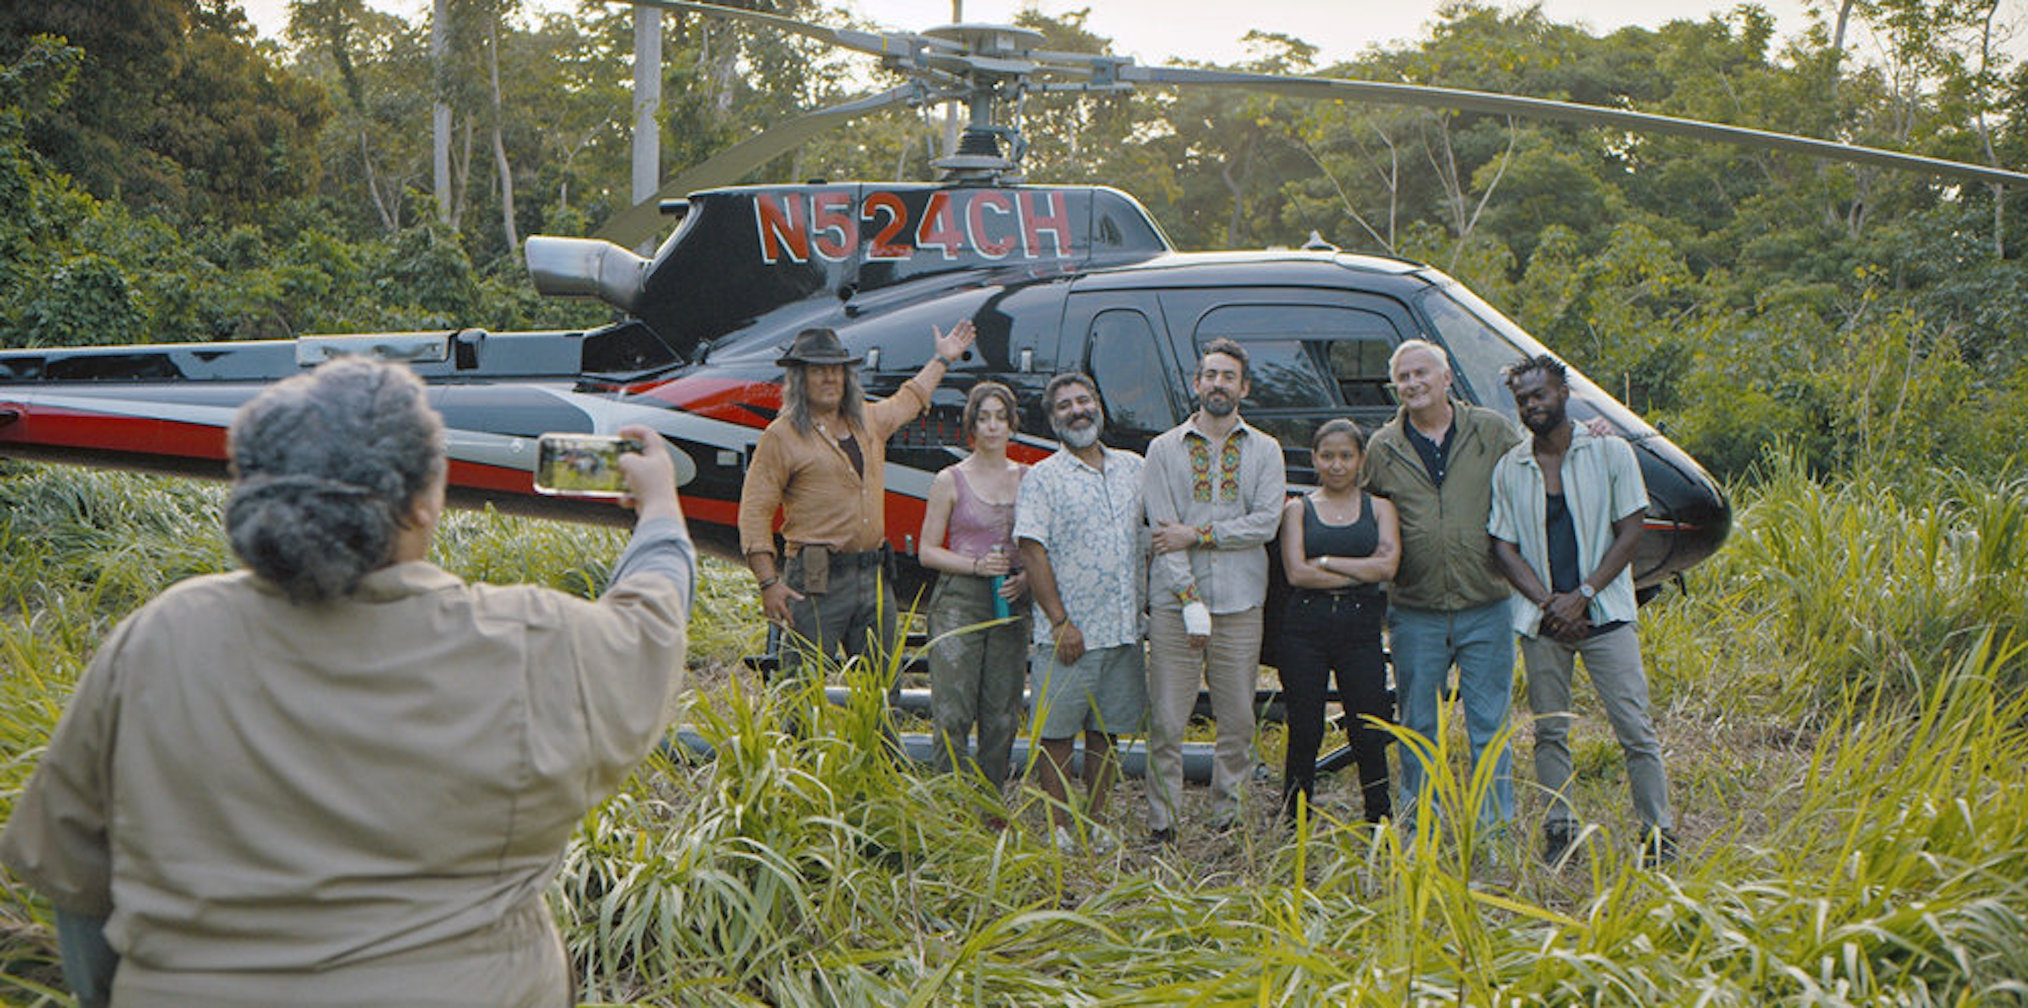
[1028,642,1148,740]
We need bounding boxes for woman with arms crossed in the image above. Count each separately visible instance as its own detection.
[1277,419,1400,826]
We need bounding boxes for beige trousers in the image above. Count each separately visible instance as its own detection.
[1145,605,1264,831]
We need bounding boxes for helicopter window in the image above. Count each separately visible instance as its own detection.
[1086,309,1176,436]
[1326,337,1396,406]
[1418,288,1534,413]
[1222,340,1335,411]
[1190,304,1407,418]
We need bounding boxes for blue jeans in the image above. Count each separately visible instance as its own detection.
[1388,601,1515,830]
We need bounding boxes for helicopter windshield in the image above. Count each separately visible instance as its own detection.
[1417,280,1658,437]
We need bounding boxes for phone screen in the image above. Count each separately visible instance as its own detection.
[532,433,644,498]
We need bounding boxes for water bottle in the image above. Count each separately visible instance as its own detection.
[988,544,1011,620]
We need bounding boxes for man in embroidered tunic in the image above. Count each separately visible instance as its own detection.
[1488,354,1676,868]
[1140,339,1286,838]
[739,322,975,682]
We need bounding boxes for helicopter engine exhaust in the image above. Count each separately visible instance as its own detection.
[526,235,651,314]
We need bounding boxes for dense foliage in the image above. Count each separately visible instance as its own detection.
[3,0,2027,480]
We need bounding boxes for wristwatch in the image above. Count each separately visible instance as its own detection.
[758,575,780,590]
[1578,584,1596,600]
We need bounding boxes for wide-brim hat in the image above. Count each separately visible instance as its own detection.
[776,327,862,367]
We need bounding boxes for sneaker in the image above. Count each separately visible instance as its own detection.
[1640,827,1679,869]
[1053,825,1078,855]
[1542,822,1577,868]
[1207,807,1241,833]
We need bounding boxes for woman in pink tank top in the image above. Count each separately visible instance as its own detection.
[918,382,1030,792]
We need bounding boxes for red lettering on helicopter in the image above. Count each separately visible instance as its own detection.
[1020,190,1073,258]
[863,191,909,260]
[915,191,966,260]
[750,188,1085,265]
[810,190,857,260]
[754,194,810,264]
[965,190,1019,259]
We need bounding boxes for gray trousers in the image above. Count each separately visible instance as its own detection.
[925,573,1029,785]
[1521,623,1674,831]
[1145,606,1263,831]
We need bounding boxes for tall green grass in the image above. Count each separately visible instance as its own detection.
[1641,449,2027,717]
[2,459,2026,1006]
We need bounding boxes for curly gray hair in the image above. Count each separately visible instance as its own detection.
[225,357,446,603]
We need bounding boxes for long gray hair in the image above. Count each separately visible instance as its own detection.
[779,362,865,436]
[225,357,446,604]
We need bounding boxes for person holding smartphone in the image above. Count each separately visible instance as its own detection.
[0,357,693,1007]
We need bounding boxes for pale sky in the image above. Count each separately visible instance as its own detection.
[241,0,2026,66]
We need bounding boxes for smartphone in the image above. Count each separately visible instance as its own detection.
[532,433,645,498]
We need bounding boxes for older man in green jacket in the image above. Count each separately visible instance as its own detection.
[1360,339,1523,836]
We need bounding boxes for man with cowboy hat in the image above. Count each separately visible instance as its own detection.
[739,320,977,688]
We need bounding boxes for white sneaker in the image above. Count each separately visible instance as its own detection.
[1054,825,1078,855]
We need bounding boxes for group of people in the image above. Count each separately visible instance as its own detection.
[738,320,1677,865]
[0,317,1679,1004]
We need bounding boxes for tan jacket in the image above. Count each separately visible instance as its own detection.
[737,373,932,557]
[1360,402,1522,611]
[0,519,693,1007]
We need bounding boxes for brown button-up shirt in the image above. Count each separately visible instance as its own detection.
[738,372,933,557]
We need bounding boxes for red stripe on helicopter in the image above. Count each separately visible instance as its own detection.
[1642,517,1704,532]
[620,376,780,428]
[446,457,539,494]
[0,404,227,458]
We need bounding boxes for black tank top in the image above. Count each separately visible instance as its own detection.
[1303,493,1379,559]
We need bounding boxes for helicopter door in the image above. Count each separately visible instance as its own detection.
[1061,297,1182,454]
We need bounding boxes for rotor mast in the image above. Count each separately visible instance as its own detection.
[922,23,1041,182]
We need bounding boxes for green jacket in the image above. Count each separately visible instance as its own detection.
[1359,401,1522,612]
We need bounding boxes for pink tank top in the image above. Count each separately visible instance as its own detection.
[946,465,1023,561]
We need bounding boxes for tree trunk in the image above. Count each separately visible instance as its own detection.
[432,0,452,224]
[361,130,398,233]
[452,115,473,231]
[488,13,518,259]
[1222,129,1257,248]
[1977,0,2005,258]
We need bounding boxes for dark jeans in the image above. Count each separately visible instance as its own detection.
[1278,589,1392,823]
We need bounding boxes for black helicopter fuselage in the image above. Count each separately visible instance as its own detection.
[0,181,1729,602]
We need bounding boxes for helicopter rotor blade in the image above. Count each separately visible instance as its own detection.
[595,84,922,249]
[612,0,953,63]
[1119,65,2028,188]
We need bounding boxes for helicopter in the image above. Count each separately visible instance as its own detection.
[4,0,2023,612]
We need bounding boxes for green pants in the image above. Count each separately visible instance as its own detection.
[926,573,1029,785]
[781,549,900,681]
